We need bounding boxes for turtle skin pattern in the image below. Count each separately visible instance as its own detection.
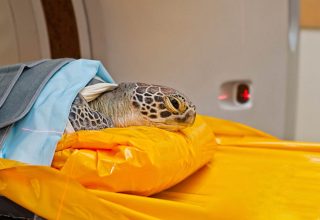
[69,94,113,131]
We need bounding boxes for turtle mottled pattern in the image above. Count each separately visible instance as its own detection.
[69,82,196,131]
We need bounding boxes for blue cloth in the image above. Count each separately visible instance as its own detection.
[1,59,114,165]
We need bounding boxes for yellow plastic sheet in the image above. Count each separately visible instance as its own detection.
[2,116,320,220]
[53,115,216,195]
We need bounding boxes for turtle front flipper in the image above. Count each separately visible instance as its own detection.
[68,95,114,131]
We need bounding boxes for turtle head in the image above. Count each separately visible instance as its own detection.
[90,82,196,131]
[129,83,196,131]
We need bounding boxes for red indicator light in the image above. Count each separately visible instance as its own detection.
[237,84,250,104]
[218,94,228,100]
[242,89,250,100]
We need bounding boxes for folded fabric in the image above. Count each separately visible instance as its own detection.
[80,82,118,102]
[1,59,114,165]
[0,59,73,148]
[53,115,216,196]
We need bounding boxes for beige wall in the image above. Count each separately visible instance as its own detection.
[85,0,294,138]
[296,29,320,141]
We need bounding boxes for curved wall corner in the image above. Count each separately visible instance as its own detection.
[0,0,92,66]
[0,0,51,66]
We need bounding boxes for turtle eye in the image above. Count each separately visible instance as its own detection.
[169,97,180,109]
[164,96,186,113]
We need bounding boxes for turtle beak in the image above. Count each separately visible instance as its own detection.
[175,110,196,126]
[185,111,196,125]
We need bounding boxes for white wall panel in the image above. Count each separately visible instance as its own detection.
[296,30,320,142]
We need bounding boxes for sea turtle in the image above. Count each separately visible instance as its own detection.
[69,82,196,131]
[0,83,196,220]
